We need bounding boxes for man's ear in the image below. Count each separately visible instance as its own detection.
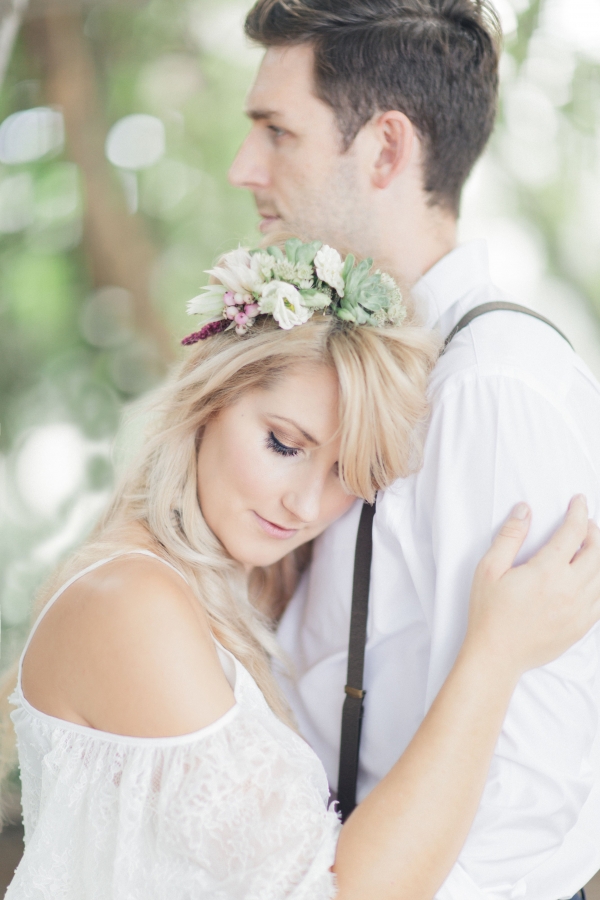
[371,111,415,189]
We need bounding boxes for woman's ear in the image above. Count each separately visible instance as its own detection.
[371,111,415,190]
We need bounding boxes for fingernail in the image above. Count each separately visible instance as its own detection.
[512,502,530,520]
[569,494,587,509]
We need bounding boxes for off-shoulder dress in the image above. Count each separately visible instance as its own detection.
[6,551,340,900]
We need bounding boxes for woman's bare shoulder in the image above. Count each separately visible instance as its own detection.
[21,555,235,738]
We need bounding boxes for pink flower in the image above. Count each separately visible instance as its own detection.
[235,292,251,306]
[224,291,237,306]
[244,303,259,317]
[224,306,237,320]
[235,312,249,326]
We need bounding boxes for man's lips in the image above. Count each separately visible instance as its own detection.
[258,213,281,233]
[252,511,299,539]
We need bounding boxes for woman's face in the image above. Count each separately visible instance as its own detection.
[197,362,356,568]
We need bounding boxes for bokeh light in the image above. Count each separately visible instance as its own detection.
[15,423,87,519]
[0,107,64,165]
[105,114,166,171]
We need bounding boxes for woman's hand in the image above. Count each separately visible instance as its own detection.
[335,498,600,900]
[467,495,600,677]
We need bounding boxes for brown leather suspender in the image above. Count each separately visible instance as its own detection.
[443,301,573,352]
[337,500,376,822]
[336,302,573,823]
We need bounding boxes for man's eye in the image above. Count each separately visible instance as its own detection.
[268,125,286,139]
[266,431,299,457]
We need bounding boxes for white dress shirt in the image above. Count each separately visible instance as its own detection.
[277,241,600,900]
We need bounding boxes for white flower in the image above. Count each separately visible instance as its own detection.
[186,284,227,324]
[206,246,263,296]
[259,281,313,330]
[387,298,407,326]
[273,258,316,289]
[251,251,275,281]
[314,245,345,296]
[272,259,297,283]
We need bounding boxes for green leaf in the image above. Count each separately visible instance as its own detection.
[300,288,331,309]
[344,259,374,300]
[341,254,355,280]
[340,294,360,314]
[359,293,387,312]
[296,240,322,266]
[285,238,303,263]
[267,245,285,260]
[335,307,356,322]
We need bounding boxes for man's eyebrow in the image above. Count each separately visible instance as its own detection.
[270,415,318,445]
[245,108,280,121]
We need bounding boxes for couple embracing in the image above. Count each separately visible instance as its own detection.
[4,2,600,899]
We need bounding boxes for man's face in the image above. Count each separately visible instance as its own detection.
[229,44,373,253]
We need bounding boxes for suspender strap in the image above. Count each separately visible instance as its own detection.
[443,301,573,352]
[337,500,375,823]
[336,300,571,824]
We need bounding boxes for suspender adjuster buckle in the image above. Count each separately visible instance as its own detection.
[344,685,366,700]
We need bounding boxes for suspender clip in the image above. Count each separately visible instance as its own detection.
[344,685,366,700]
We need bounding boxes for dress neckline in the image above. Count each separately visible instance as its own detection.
[15,550,242,746]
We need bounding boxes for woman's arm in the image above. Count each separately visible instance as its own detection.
[333,496,600,900]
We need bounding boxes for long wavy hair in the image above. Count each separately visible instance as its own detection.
[0,307,440,797]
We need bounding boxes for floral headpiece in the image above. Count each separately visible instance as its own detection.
[181,238,406,345]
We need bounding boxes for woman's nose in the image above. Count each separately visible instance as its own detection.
[282,479,323,525]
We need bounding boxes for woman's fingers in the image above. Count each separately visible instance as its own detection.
[531,495,589,567]
[571,520,600,589]
[469,497,600,675]
[482,503,531,579]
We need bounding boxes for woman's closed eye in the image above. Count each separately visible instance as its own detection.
[266,431,300,458]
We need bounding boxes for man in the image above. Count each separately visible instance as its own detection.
[229,2,600,898]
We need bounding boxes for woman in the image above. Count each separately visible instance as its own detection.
[4,239,600,900]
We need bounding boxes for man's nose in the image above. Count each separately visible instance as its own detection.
[228,131,270,190]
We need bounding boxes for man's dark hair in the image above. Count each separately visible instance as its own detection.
[245,0,501,214]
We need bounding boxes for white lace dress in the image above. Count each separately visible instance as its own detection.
[6,552,340,899]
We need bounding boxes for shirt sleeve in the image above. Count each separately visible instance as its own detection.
[415,370,600,900]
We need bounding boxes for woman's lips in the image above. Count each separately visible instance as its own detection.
[253,511,299,540]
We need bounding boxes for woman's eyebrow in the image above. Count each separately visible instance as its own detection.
[269,415,318,445]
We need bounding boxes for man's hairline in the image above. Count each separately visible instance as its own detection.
[247,36,459,214]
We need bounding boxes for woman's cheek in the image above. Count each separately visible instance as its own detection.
[323,483,357,525]
[229,435,286,510]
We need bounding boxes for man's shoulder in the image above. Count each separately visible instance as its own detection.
[431,297,599,409]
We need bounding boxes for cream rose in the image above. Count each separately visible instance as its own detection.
[314,245,345,296]
[259,281,313,330]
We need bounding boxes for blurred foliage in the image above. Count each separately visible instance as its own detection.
[0,0,262,668]
[0,0,599,675]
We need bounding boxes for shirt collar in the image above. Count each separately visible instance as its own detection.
[411,240,491,329]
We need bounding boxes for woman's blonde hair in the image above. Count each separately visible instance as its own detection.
[0,306,440,795]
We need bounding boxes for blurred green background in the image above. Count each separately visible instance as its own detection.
[0,0,599,792]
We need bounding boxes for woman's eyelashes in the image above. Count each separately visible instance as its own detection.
[266,431,300,458]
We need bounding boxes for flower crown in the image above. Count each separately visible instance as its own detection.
[181,238,406,345]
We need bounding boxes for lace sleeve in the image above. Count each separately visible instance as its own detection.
[8,705,340,900]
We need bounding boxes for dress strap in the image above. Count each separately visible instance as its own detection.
[18,550,189,686]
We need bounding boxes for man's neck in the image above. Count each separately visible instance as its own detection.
[372,204,458,289]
